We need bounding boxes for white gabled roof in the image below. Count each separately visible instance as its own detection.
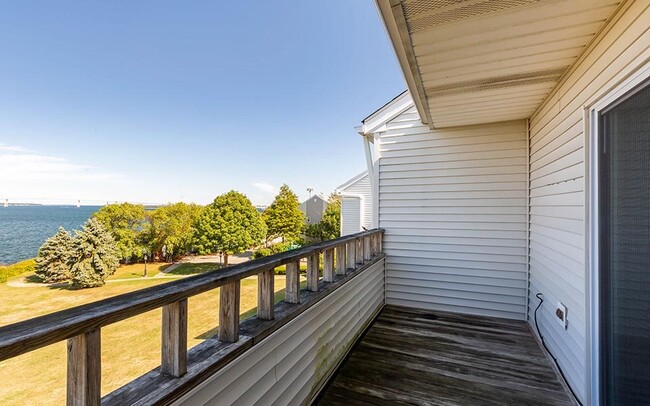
[359,91,414,135]
[336,171,368,193]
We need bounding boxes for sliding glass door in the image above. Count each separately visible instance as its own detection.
[599,81,650,405]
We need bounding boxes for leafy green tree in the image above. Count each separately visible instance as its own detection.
[305,194,341,242]
[262,184,304,243]
[93,203,147,262]
[34,227,73,283]
[193,191,266,265]
[148,202,203,261]
[69,218,120,288]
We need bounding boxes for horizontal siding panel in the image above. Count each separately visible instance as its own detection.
[380,165,527,180]
[386,226,526,240]
[387,270,526,289]
[380,213,524,224]
[387,252,526,273]
[386,283,525,305]
[380,197,527,208]
[386,262,526,282]
[385,234,526,248]
[386,247,526,265]
[380,157,528,172]
[384,241,526,256]
[381,148,526,166]
[386,292,524,320]
[380,173,527,185]
[380,205,526,215]
[386,278,525,299]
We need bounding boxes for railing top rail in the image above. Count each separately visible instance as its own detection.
[0,228,383,361]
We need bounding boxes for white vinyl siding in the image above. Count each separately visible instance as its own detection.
[341,196,361,236]
[378,113,528,320]
[528,2,650,402]
[174,260,385,406]
[340,173,372,236]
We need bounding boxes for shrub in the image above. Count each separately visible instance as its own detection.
[252,242,292,259]
[0,259,36,283]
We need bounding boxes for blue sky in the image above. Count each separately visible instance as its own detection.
[0,1,404,206]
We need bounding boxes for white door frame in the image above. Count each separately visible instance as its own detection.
[587,61,650,405]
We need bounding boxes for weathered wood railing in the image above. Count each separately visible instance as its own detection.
[0,228,384,405]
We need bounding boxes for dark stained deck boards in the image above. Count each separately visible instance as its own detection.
[317,305,573,406]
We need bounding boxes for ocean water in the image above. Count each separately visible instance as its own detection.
[0,205,100,265]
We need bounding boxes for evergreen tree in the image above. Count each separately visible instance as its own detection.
[69,218,120,288]
[193,191,266,265]
[262,184,304,243]
[34,227,73,283]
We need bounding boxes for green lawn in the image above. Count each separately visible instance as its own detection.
[106,262,173,280]
[0,270,305,405]
[167,262,223,276]
[0,259,36,283]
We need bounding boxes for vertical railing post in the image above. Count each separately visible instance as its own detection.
[67,329,101,406]
[307,253,319,292]
[335,243,346,276]
[356,238,364,265]
[257,269,274,320]
[378,231,383,254]
[323,248,335,282]
[285,260,301,304]
[219,281,240,342]
[346,240,356,271]
[161,299,188,377]
[363,236,371,262]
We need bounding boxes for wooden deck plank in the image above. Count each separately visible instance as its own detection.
[317,305,572,405]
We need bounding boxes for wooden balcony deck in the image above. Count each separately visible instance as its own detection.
[317,305,573,405]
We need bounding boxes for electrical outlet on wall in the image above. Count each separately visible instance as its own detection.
[556,302,567,330]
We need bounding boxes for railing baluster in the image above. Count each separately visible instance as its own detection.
[307,253,319,292]
[219,281,240,342]
[285,260,301,304]
[335,243,346,276]
[323,248,335,282]
[363,236,372,262]
[356,238,364,265]
[67,329,100,406]
[373,233,379,256]
[257,269,274,320]
[346,240,356,271]
[161,299,187,377]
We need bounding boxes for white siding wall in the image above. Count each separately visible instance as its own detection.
[174,259,385,406]
[341,197,361,236]
[340,173,372,236]
[378,110,528,320]
[528,2,650,402]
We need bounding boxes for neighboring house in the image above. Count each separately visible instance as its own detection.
[336,171,372,236]
[3,3,649,406]
[299,194,328,225]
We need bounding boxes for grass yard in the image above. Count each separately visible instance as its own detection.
[167,262,223,276]
[107,262,172,280]
[0,269,305,405]
[0,259,36,283]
